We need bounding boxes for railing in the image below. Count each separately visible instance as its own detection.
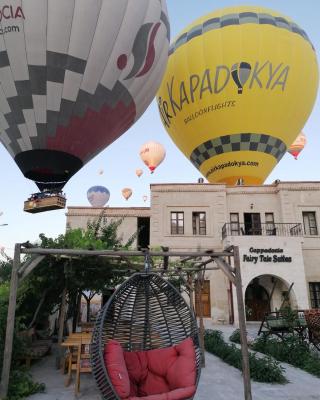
[222,222,303,239]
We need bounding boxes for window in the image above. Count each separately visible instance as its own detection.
[244,213,261,235]
[303,212,318,235]
[309,282,320,308]
[193,212,206,235]
[230,213,240,235]
[171,212,184,234]
[265,213,276,235]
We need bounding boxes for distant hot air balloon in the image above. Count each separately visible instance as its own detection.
[139,141,166,173]
[135,169,143,177]
[122,188,132,201]
[98,169,104,176]
[0,1,170,192]
[288,132,307,160]
[157,5,318,185]
[0,211,3,217]
[143,195,148,202]
[87,186,110,207]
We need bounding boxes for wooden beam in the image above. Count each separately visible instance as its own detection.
[19,255,45,281]
[0,244,21,399]
[20,248,232,258]
[212,256,236,284]
[233,246,252,400]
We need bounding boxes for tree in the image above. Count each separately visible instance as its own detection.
[16,213,136,330]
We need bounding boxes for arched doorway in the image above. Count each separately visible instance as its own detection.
[245,278,270,321]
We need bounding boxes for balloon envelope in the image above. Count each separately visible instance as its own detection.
[157,5,318,185]
[87,186,110,207]
[122,187,132,200]
[0,0,170,191]
[139,141,166,173]
[135,169,143,177]
[143,195,148,202]
[288,132,307,160]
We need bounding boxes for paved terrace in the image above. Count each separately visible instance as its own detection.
[26,323,320,400]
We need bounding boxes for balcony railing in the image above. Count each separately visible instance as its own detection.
[222,223,303,239]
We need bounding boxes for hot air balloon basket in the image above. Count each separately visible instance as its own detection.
[23,192,66,213]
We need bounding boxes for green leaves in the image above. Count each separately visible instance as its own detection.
[204,329,287,384]
[252,334,320,377]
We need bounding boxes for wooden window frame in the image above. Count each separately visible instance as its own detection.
[170,212,184,235]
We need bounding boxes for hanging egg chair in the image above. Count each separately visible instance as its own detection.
[91,272,201,400]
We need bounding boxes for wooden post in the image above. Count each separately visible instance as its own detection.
[0,244,21,399]
[196,272,206,367]
[56,287,67,369]
[233,246,252,400]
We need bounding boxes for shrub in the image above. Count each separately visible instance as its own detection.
[7,369,45,400]
[229,328,241,344]
[252,334,320,377]
[204,330,287,384]
[0,283,45,399]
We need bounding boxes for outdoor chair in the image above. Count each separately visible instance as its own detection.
[17,327,52,367]
[258,310,308,341]
[91,272,201,400]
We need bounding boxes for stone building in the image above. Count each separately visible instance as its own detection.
[66,180,320,324]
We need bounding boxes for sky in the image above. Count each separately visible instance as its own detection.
[0,0,319,257]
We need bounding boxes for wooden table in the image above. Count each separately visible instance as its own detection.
[61,333,92,394]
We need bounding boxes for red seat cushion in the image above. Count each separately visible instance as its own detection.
[128,386,196,400]
[166,338,196,390]
[105,338,196,400]
[125,338,196,399]
[104,340,130,399]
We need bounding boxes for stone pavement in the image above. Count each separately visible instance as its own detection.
[26,323,320,400]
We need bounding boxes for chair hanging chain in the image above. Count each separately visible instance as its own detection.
[144,251,151,273]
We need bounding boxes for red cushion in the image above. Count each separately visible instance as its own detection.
[167,338,196,390]
[124,351,148,396]
[128,394,167,400]
[124,338,196,399]
[128,386,195,400]
[104,340,130,399]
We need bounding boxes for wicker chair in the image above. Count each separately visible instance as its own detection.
[91,272,201,400]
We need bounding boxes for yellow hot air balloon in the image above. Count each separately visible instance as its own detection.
[136,169,143,177]
[122,188,132,201]
[288,132,307,160]
[139,141,166,173]
[157,6,318,185]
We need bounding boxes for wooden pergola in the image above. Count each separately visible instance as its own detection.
[0,244,252,400]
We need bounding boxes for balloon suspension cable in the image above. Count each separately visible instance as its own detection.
[144,250,151,273]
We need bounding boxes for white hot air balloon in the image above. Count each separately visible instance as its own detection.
[122,187,132,201]
[139,141,166,173]
[87,186,110,207]
[143,195,148,202]
[0,1,170,192]
[98,169,104,175]
[135,169,143,177]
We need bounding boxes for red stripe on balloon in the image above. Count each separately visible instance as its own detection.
[136,22,161,77]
